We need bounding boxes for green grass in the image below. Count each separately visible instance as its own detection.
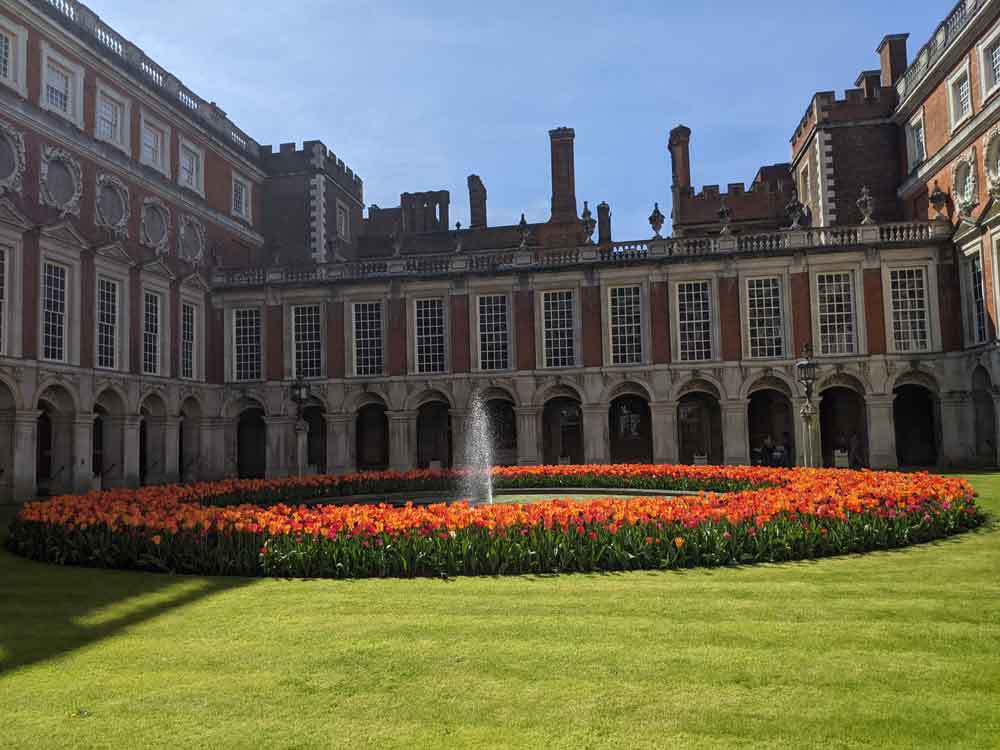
[1,477,998,750]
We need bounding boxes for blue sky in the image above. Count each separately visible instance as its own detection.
[86,1,944,240]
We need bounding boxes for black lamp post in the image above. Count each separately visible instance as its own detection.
[290,379,311,476]
[290,379,311,418]
[795,344,818,467]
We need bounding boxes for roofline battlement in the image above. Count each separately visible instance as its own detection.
[260,140,364,200]
[791,86,896,147]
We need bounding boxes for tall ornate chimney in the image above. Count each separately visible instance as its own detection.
[549,127,578,223]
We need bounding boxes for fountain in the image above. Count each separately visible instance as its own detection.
[460,391,494,504]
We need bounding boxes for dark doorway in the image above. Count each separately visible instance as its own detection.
[92,408,105,479]
[237,408,267,479]
[893,384,938,468]
[542,397,583,465]
[819,387,867,468]
[303,405,327,474]
[972,367,996,465]
[139,417,148,485]
[356,403,389,471]
[748,389,794,467]
[677,392,723,465]
[416,401,451,468]
[609,395,652,464]
[485,399,517,466]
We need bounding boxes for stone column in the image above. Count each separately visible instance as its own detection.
[865,394,897,470]
[326,414,352,474]
[387,410,412,471]
[449,409,467,466]
[12,410,39,501]
[200,418,227,480]
[515,407,540,465]
[144,417,167,485]
[938,392,971,468]
[263,416,296,479]
[650,401,677,465]
[582,406,609,464]
[295,419,308,477]
[721,400,749,465]
[163,416,181,484]
[122,416,141,487]
[71,414,94,493]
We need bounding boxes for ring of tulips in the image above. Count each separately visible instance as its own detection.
[6,465,984,579]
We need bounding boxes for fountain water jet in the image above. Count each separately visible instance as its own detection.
[460,392,494,504]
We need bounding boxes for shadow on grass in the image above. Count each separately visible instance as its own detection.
[0,505,255,677]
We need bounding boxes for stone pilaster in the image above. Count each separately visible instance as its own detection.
[326,414,352,474]
[122,415,141,487]
[163,416,181,484]
[582,405,609,464]
[387,410,412,471]
[515,407,540,466]
[71,414,94,493]
[449,409,467,466]
[11,410,39,501]
[650,400,677,464]
[865,394,897,470]
[721,400,749,465]
[938,392,971,468]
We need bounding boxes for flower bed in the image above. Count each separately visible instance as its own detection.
[6,465,983,579]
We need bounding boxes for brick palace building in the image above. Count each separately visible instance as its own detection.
[0,0,998,499]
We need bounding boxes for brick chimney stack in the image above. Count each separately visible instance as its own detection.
[855,70,883,98]
[877,34,909,87]
[467,174,487,229]
[668,125,692,190]
[597,201,611,243]
[549,127,578,223]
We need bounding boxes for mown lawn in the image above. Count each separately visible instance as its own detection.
[1,476,998,750]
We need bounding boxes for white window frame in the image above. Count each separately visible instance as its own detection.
[606,284,645,366]
[978,20,1000,103]
[40,42,84,128]
[179,288,205,382]
[231,172,252,222]
[0,16,28,98]
[961,243,989,347]
[336,200,350,241]
[177,136,205,198]
[38,242,81,365]
[905,109,926,171]
[947,60,973,132]
[881,262,941,354]
[537,287,579,369]
[409,296,449,375]
[741,272,791,360]
[473,290,513,372]
[139,109,171,178]
[291,302,324,380]
[228,305,264,383]
[95,275,122,371]
[92,251,131,371]
[94,81,130,155]
[670,276,720,363]
[0,232,24,358]
[809,265,867,357]
[350,300,385,377]
[140,284,169,377]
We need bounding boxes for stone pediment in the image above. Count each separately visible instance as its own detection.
[141,257,177,281]
[0,198,32,231]
[39,220,89,250]
[94,241,136,267]
[180,271,210,293]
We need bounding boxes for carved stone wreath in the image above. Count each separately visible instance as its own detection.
[140,196,172,254]
[95,173,131,238]
[985,125,1000,199]
[952,148,979,217]
[178,214,206,265]
[0,122,27,195]
[39,145,83,217]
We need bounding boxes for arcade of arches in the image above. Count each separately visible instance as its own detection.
[1,370,998,500]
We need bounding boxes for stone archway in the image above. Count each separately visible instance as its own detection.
[179,396,203,483]
[542,397,583,465]
[972,366,997,465]
[302,402,327,474]
[36,384,76,496]
[677,391,723,465]
[416,400,451,469]
[237,406,267,479]
[747,388,794,467]
[893,384,939,468]
[356,402,389,471]
[94,389,127,488]
[609,394,652,464]
[819,387,868,468]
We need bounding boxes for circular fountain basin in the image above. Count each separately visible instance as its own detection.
[311,487,697,507]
